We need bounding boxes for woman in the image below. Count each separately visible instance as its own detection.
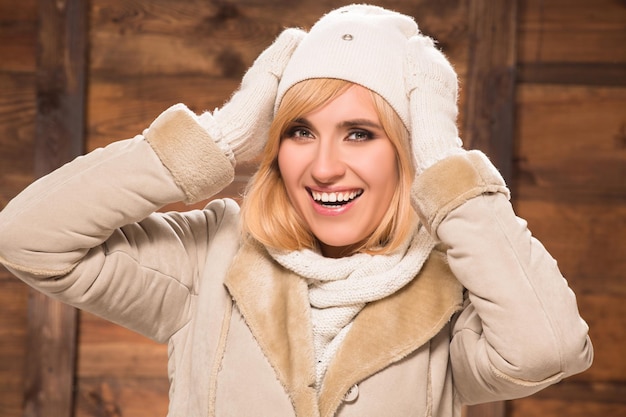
[0,4,592,417]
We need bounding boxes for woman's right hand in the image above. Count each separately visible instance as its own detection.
[198,28,305,166]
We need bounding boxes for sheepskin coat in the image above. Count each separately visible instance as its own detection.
[0,104,593,417]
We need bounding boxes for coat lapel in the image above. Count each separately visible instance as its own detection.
[226,241,463,417]
[224,240,319,417]
[319,248,464,417]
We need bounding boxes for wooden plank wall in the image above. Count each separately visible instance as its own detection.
[0,0,624,416]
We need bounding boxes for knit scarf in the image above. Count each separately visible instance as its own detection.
[268,224,436,388]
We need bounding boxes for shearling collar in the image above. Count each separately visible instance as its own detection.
[225,240,463,417]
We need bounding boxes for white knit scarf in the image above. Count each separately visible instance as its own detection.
[268,224,436,388]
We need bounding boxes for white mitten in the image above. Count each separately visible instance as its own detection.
[198,28,305,165]
[404,34,464,174]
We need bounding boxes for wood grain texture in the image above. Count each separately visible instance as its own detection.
[514,85,626,201]
[0,0,37,73]
[74,378,169,417]
[0,72,36,209]
[517,0,626,85]
[518,0,626,65]
[462,0,518,184]
[518,62,626,87]
[23,291,78,417]
[509,397,626,417]
[35,0,87,174]
[531,379,626,405]
[77,313,168,379]
[0,278,29,417]
[463,402,507,417]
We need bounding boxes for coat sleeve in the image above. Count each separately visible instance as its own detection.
[411,150,593,404]
[0,104,236,342]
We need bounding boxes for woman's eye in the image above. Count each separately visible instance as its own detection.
[286,127,313,140]
[347,130,373,142]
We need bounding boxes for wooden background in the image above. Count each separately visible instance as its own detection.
[0,0,624,416]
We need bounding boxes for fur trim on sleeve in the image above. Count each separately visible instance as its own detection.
[411,150,509,237]
[145,103,235,204]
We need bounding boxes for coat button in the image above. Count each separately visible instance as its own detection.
[343,384,359,403]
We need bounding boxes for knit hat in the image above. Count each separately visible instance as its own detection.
[275,4,463,174]
[276,4,423,130]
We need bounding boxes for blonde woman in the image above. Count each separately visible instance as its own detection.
[0,4,592,417]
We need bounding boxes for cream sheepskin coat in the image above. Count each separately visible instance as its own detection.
[0,104,593,416]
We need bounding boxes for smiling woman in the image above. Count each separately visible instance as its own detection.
[278,84,398,258]
[242,79,415,258]
[0,3,592,417]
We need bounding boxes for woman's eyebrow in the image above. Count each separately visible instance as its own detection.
[292,117,311,126]
[289,118,382,130]
[338,119,383,129]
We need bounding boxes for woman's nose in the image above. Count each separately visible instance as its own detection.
[310,140,346,184]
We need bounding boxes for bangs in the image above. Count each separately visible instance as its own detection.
[272,79,354,138]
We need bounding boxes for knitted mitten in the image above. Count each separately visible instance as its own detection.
[198,28,305,165]
[404,34,464,174]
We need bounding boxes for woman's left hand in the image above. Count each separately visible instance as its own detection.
[404,34,464,174]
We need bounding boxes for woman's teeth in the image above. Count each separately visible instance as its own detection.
[311,190,363,205]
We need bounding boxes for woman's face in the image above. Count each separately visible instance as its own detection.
[278,84,399,258]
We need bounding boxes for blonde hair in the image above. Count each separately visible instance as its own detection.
[240,78,416,255]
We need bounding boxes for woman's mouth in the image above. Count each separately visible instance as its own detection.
[308,188,363,207]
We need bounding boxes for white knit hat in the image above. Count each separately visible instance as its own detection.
[275,4,421,130]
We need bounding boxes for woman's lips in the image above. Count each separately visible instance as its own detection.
[309,189,363,204]
[307,188,363,216]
